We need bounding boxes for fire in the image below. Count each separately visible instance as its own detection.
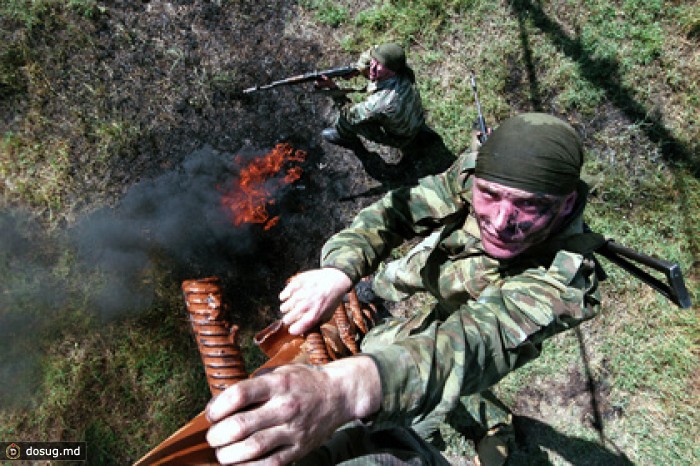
[221,143,307,230]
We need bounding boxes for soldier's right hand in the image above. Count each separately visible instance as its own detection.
[279,268,352,335]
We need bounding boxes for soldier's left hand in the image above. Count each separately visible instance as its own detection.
[313,75,339,90]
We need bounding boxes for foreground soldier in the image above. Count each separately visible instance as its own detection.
[206,113,603,465]
[317,43,428,157]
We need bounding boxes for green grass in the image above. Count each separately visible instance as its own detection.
[1,0,698,464]
[300,0,350,28]
[1,131,74,217]
[304,1,699,464]
[0,0,101,28]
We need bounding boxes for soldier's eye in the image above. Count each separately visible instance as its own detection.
[517,199,547,211]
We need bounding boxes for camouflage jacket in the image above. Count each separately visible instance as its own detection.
[320,152,602,428]
[337,73,425,140]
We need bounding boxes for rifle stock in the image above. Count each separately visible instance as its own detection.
[597,240,692,309]
[243,65,359,94]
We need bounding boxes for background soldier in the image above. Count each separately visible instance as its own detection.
[206,113,603,466]
[316,43,430,162]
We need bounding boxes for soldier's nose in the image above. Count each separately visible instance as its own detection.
[492,203,514,231]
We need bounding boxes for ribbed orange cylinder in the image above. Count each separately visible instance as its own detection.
[346,289,368,334]
[332,301,359,354]
[182,277,248,397]
[304,327,331,365]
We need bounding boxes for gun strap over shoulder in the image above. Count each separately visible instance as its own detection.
[543,231,608,256]
[550,228,691,308]
[516,230,607,278]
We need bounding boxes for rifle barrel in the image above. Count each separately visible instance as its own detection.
[242,66,358,95]
[470,71,488,142]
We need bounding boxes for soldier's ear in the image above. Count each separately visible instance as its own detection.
[561,191,577,216]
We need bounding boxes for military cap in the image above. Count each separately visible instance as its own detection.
[370,43,406,73]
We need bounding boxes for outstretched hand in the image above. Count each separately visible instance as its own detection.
[279,268,352,336]
[206,357,381,465]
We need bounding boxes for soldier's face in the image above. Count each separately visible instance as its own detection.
[369,58,395,82]
[472,177,577,259]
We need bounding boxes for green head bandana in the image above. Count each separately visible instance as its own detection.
[475,113,583,195]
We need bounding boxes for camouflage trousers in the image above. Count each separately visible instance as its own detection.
[295,423,450,466]
[336,115,417,149]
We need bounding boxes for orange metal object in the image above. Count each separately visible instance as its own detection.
[135,277,379,465]
[332,301,359,354]
[345,289,368,335]
[133,411,215,466]
[182,277,248,397]
[304,326,332,365]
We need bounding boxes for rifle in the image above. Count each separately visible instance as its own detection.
[580,224,691,308]
[596,239,691,309]
[243,65,359,94]
[470,71,488,143]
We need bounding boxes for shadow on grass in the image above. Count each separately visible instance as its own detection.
[511,415,633,466]
[510,328,632,465]
[507,0,698,174]
[508,0,699,295]
[340,130,456,201]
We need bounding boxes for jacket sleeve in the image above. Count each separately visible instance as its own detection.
[320,154,475,283]
[340,90,391,126]
[363,250,602,428]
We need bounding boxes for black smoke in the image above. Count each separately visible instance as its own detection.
[71,145,263,316]
[0,210,65,408]
[0,144,303,407]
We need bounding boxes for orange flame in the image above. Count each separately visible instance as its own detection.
[221,143,307,230]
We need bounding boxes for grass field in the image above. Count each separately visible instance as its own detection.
[1,0,698,464]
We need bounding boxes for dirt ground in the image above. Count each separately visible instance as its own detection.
[37,0,458,325]
[1,1,626,463]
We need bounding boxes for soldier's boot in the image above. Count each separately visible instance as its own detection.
[354,279,378,304]
[322,128,363,150]
[354,278,391,321]
[474,424,514,466]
